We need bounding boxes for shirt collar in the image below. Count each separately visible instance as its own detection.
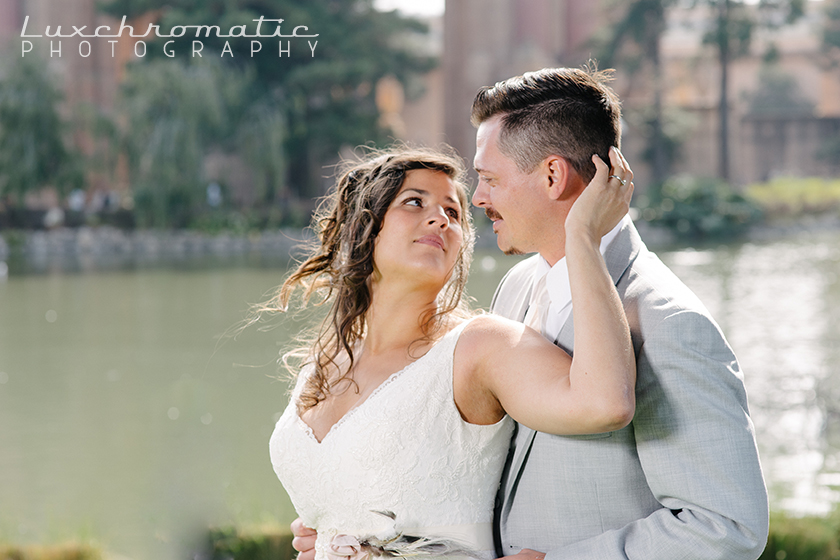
[533,214,629,309]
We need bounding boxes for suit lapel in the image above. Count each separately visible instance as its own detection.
[603,220,642,289]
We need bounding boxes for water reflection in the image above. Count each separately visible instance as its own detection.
[660,232,840,515]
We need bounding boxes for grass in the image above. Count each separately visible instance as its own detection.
[747,177,840,220]
[4,511,840,560]
[0,543,101,560]
[205,525,295,560]
[204,513,840,560]
[759,513,840,560]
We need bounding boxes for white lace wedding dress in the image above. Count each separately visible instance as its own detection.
[269,319,514,560]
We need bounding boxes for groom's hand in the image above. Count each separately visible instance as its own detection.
[291,517,317,560]
[500,548,546,560]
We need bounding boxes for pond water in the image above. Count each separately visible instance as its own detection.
[0,230,839,559]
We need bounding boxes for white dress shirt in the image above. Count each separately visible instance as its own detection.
[527,214,629,340]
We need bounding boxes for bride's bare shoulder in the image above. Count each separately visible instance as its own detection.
[457,314,529,355]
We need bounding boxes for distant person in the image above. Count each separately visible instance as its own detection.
[268,144,635,560]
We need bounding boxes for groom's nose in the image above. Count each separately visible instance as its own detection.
[472,180,489,208]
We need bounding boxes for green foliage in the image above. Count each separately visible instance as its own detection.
[237,93,289,205]
[597,0,673,67]
[760,513,840,560]
[631,105,696,172]
[695,0,804,180]
[204,513,840,560]
[636,175,762,239]
[816,133,840,166]
[0,542,101,560]
[747,176,840,217]
[596,0,676,183]
[206,526,295,560]
[0,58,83,200]
[99,0,436,197]
[745,63,814,116]
[824,0,840,67]
[119,57,253,228]
[701,0,755,57]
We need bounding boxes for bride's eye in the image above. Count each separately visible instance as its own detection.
[404,197,422,207]
[446,207,460,220]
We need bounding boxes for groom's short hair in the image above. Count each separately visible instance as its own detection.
[470,67,622,182]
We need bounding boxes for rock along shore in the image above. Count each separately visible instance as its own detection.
[0,226,314,273]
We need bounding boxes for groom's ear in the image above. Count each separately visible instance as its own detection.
[544,156,573,201]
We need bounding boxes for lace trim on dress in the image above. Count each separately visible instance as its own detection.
[295,326,460,444]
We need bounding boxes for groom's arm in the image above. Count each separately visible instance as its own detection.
[537,309,769,560]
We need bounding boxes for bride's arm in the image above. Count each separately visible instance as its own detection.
[458,148,635,435]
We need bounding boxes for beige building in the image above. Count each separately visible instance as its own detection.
[659,1,840,185]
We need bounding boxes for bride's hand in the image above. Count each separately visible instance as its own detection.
[565,146,634,243]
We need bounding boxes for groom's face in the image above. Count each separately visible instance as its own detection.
[472,116,546,256]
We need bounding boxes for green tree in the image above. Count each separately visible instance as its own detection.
[0,58,83,201]
[120,57,250,227]
[599,0,676,185]
[825,0,840,59]
[100,0,434,198]
[817,0,840,168]
[745,46,813,117]
[698,0,804,181]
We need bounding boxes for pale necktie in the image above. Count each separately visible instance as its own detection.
[523,274,551,336]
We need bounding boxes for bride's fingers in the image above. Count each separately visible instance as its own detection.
[592,153,610,180]
[608,147,627,183]
[614,147,634,183]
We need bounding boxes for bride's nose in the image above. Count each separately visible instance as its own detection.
[427,206,450,229]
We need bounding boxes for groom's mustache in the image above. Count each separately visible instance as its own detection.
[484,208,502,221]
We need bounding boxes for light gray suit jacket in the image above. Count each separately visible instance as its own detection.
[491,220,769,560]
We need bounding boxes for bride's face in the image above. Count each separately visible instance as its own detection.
[372,169,464,288]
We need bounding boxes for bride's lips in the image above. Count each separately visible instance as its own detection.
[415,235,444,250]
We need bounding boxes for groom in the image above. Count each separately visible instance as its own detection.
[471,67,768,560]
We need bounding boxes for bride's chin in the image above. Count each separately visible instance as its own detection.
[378,269,450,293]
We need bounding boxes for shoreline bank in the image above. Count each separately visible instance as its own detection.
[2,216,838,274]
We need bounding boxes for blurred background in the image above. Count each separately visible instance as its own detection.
[1,0,840,559]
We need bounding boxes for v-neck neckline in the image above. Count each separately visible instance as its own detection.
[295,359,414,444]
[295,330,454,445]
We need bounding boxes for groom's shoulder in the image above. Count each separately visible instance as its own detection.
[623,244,714,323]
[496,254,541,297]
[490,254,540,314]
[500,254,540,284]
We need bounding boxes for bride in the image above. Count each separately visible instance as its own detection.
[265,145,634,560]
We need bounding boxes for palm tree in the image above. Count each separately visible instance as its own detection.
[700,0,804,181]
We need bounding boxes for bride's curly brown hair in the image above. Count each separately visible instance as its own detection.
[252,145,475,411]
